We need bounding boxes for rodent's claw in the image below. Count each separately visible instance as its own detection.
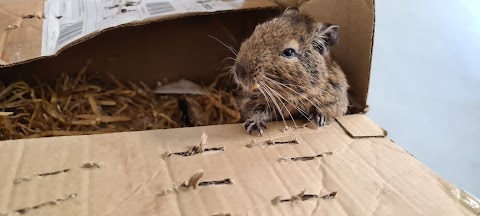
[308,109,326,127]
[261,121,267,130]
[244,119,267,137]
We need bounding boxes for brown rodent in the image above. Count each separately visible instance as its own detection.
[232,7,349,136]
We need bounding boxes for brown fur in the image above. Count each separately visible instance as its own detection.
[233,7,349,135]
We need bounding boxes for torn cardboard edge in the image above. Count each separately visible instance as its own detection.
[246,135,299,148]
[13,169,70,185]
[278,152,333,162]
[163,132,225,158]
[0,4,280,68]
[159,170,234,196]
[13,162,103,185]
[6,193,77,215]
[211,214,232,216]
[271,190,337,205]
[451,188,480,212]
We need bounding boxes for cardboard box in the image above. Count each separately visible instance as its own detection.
[0,0,479,215]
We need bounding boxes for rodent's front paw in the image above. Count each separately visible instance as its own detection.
[244,119,267,137]
[308,109,327,127]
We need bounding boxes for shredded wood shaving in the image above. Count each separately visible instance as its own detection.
[0,65,240,140]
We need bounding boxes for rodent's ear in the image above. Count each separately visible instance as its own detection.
[314,23,340,55]
[283,7,300,16]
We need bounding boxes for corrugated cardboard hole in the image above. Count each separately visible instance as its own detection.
[21,15,36,19]
[282,123,309,132]
[159,170,233,196]
[13,169,71,184]
[165,146,225,158]
[81,162,104,169]
[246,136,299,148]
[198,178,233,187]
[13,162,103,185]
[6,25,20,30]
[271,190,337,205]
[278,152,333,162]
[21,12,43,19]
[13,193,76,215]
[268,139,298,145]
[164,132,224,158]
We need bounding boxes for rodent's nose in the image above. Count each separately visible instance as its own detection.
[234,63,247,80]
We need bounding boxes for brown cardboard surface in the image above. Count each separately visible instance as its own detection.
[0,114,477,216]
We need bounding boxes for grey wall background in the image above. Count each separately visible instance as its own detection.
[368,0,480,197]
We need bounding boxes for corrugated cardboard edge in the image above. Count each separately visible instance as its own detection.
[363,0,375,112]
[0,3,280,68]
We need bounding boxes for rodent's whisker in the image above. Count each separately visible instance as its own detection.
[224,57,236,62]
[264,79,323,128]
[220,58,236,67]
[264,77,323,113]
[257,82,281,126]
[214,23,239,45]
[262,83,299,128]
[257,84,274,120]
[264,74,304,89]
[260,82,287,127]
[264,81,317,127]
[208,35,237,57]
[222,65,233,71]
[264,73,282,79]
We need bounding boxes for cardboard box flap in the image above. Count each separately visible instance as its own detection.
[0,0,278,66]
[1,115,478,216]
[336,114,387,138]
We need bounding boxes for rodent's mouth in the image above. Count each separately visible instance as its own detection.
[250,83,260,91]
[236,80,256,93]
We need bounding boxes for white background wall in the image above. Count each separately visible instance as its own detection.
[368,0,480,197]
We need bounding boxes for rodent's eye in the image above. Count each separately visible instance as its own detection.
[282,48,296,58]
